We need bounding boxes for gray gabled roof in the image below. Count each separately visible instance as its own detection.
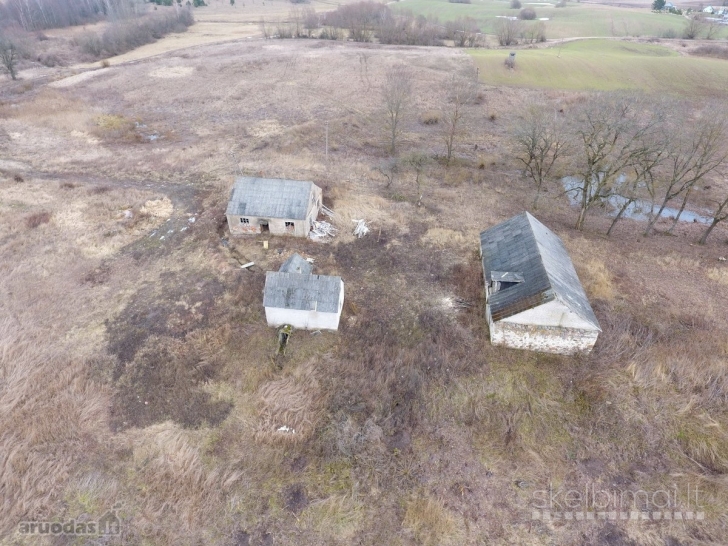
[226,177,317,220]
[264,272,342,313]
[480,212,600,330]
[279,253,313,275]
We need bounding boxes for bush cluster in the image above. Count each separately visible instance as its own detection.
[75,9,194,58]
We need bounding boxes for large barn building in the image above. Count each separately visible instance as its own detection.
[226,177,322,237]
[479,212,601,355]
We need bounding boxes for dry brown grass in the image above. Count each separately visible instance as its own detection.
[2,35,728,546]
[255,361,325,443]
[403,493,464,545]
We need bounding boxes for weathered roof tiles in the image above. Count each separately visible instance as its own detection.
[226,177,316,220]
[263,272,342,313]
[480,212,600,329]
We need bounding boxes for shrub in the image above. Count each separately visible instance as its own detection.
[25,211,51,229]
[661,28,677,39]
[510,0,522,8]
[318,26,344,40]
[75,30,103,57]
[95,10,194,58]
[420,110,440,125]
[521,21,546,43]
[496,18,521,45]
[37,52,63,67]
[519,8,537,20]
[448,0,471,4]
[691,44,728,59]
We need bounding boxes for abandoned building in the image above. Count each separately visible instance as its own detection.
[479,212,601,355]
[279,253,314,275]
[263,254,344,331]
[226,177,323,237]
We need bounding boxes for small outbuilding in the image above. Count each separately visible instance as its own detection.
[226,177,322,237]
[263,254,344,331]
[279,253,314,275]
[479,212,601,355]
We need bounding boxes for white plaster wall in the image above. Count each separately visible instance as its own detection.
[265,307,341,330]
[501,300,599,330]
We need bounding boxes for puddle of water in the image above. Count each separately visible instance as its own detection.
[562,176,711,224]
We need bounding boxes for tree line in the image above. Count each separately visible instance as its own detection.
[0,0,135,31]
[262,2,486,47]
[513,94,728,243]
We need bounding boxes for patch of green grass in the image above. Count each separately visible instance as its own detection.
[470,39,728,95]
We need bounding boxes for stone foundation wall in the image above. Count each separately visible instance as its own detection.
[489,320,598,355]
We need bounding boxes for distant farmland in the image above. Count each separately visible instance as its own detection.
[470,39,728,95]
[393,0,700,40]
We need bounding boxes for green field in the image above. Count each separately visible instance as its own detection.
[393,0,721,40]
[469,39,728,94]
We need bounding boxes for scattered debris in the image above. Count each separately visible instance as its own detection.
[310,221,337,240]
[443,296,473,310]
[321,205,336,218]
[353,219,370,238]
[188,217,196,223]
[719,257,726,262]
[277,425,296,434]
[241,262,255,269]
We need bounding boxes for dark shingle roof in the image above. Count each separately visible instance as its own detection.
[226,177,316,220]
[479,212,600,330]
[263,272,342,313]
[279,253,313,275]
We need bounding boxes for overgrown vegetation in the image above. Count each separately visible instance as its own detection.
[2,11,728,546]
[265,2,482,47]
[74,9,194,58]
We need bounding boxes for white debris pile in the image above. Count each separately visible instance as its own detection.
[353,219,370,238]
[321,205,336,218]
[277,425,296,434]
[310,221,337,240]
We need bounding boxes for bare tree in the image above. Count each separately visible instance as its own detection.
[381,65,413,155]
[644,117,727,235]
[703,17,721,40]
[683,16,702,39]
[699,188,728,244]
[441,70,477,165]
[496,18,522,46]
[374,157,401,188]
[513,106,568,209]
[0,35,18,80]
[570,95,663,231]
[607,141,666,236]
[403,152,430,206]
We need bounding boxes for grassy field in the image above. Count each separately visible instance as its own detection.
[470,38,728,94]
[394,0,725,40]
[2,24,728,546]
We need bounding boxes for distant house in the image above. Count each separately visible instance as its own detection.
[479,212,601,355]
[703,5,714,13]
[263,253,344,330]
[226,177,322,237]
